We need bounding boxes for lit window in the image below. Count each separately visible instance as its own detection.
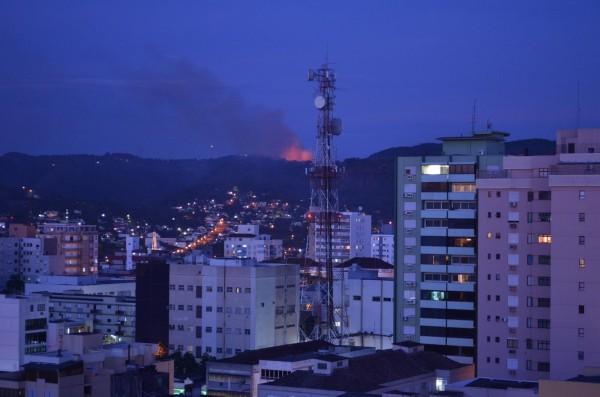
[421,165,449,175]
[579,190,586,200]
[579,258,586,268]
[537,235,551,244]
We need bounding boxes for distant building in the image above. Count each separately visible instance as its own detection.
[224,224,283,262]
[477,128,600,380]
[169,257,299,360]
[370,233,394,265]
[37,223,99,275]
[0,237,56,290]
[309,211,372,264]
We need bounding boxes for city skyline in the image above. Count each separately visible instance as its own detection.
[1,1,600,160]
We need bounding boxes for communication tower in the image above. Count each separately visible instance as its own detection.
[301,62,347,342]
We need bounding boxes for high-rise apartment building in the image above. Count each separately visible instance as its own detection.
[311,211,372,264]
[477,128,600,380]
[169,258,299,360]
[37,223,98,275]
[394,130,507,364]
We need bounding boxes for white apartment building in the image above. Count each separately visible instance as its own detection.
[0,237,54,290]
[311,211,372,264]
[224,224,283,262]
[370,234,394,265]
[333,258,394,350]
[169,258,299,360]
[0,294,49,371]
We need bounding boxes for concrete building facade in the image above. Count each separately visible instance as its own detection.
[477,128,600,380]
[169,258,300,360]
[37,223,98,275]
[394,130,508,364]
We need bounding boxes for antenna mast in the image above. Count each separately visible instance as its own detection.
[301,61,345,343]
[577,81,581,129]
[471,98,477,133]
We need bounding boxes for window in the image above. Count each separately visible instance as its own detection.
[538,191,551,200]
[579,282,585,291]
[507,339,519,348]
[579,258,586,268]
[527,191,534,202]
[527,234,534,244]
[579,236,585,245]
[226,287,233,293]
[206,286,213,292]
[539,168,550,177]
[538,234,552,244]
[245,329,251,335]
[217,307,223,313]
[527,297,533,307]
[216,327,223,333]
[178,285,185,291]
[187,305,193,311]
[452,183,476,192]
[526,317,533,328]
[487,233,493,239]
[538,277,551,286]
[538,319,550,329]
[579,190,586,199]
[496,212,501,218]
[526,339,533,349]
[169,284,175,291]
[245,288,251,293]
[578,351,585,361]
[538,213,551,222]
[579,305,585,314]
[217,286,223,292]
[372,296,381,302]
[579,328,585,337]
[538,298,551,307]
[496,191,501,197]
[538,362,550,372]
[526,360,532,370]
[421,165,449,175]
[579,213,586,222]
[187,285,194,291]
[206,306,213,312]
[527,276,533,286]
[205,327,212,333]
[538,255,551,265]
[178,305,184,311]
[527,255,534,265]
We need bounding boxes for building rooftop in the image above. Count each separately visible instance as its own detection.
[566,375,600,384]
[264,349,430,393]
[337,257,394,270]
[464,378,538,390]
[408,351,465,371]
[218,340,332,365]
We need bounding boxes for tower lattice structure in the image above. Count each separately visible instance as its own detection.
[301,62,347,343]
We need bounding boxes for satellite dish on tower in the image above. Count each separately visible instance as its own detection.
[314,96,326,109]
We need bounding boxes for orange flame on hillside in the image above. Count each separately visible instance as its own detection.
[282,140,312,161]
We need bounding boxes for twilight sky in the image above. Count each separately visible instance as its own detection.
[1,1,600,160]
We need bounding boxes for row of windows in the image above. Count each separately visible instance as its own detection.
[421,164,476,175]
[423,273,475,282]
[423,201,477,210]
[420,254,476,265]
[421,182,476,193]
[421,236,474,247]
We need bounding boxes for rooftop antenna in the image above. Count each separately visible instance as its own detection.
[577,81,581,129]
[471,98,477,133]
